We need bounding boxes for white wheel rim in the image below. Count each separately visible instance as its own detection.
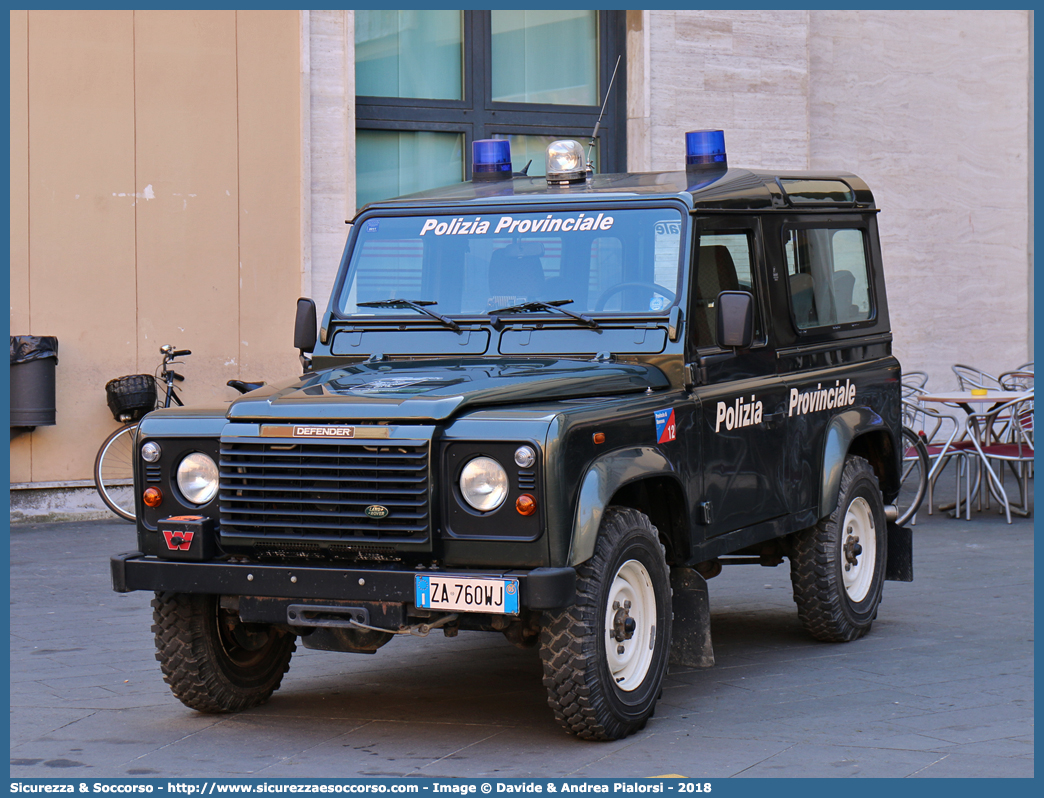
[604,559,657,691]
[841,497,876,602]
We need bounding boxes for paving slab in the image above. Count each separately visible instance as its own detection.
[8,488,1034,779]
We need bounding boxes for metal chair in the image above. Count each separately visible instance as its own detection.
[952,364,1002,390]
[965,392,1034,523]
[901,370,929,400]
[998,371,1034,480]
[999,370,1034,391]
[902,399,970,517]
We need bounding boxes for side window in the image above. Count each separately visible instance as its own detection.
[785,227,872,329]
[693,231,761,347]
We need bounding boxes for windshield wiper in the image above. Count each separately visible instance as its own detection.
[357,299,460,332]
[488,299,600,329]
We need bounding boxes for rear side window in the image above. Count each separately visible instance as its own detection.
[784,227,872,329]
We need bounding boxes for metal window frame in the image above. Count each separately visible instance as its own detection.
[355,10,627,181]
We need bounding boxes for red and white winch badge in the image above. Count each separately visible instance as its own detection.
[163,529,195,551]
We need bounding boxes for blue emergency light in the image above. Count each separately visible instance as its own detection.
[473,139,512,182]
[685,129,727,168]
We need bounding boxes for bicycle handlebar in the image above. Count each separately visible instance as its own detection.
[170,371,185,382]
[171,349,192,358]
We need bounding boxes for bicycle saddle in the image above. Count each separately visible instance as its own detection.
[227,379,265,394]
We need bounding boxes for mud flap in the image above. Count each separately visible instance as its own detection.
[885,521,913,582]
[669,567,715,668]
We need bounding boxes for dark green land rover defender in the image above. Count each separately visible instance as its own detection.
[112,132,910,741]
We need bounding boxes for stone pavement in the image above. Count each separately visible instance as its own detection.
[9,492,1033,779]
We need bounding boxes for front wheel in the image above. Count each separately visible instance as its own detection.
[152,592,296,713]
[539,507,671,741]
[789,455,887,642]
[94,423,138,521]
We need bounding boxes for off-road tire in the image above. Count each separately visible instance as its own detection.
[789,455,887,642]
[152,592,296,713]
[539,507,671,741]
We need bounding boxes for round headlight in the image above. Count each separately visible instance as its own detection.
[176,452,218,505]
[141,441,162,463]
[514,445,536,468]
[459,456,508,512]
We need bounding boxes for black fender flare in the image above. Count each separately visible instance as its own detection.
[819,406,894,517]
[567,446,681,566]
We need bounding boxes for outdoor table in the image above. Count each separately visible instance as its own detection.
[916,390,1031,517]
[917,390,1027,413]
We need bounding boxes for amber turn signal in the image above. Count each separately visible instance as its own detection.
[593,432,606,444]
[143,487,163,508]
[516,494,537,516]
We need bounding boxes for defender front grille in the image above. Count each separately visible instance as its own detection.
[218,440,429,544]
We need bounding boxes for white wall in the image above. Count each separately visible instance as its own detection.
[645,10,811,172]
[809,11,1031,389]
[641,10,1032,390]
[303,10,355,311]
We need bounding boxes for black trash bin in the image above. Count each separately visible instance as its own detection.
[10,335,58,427]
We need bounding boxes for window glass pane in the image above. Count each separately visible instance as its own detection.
[491,10,598,105]
[493,134,598,177]
[831,230,872,322]
[356,130,464,208]
[693,232,761,346]
[780,179,854,204]
[785,228,872,329]
[355,10,462,100]
[339,208,684,316]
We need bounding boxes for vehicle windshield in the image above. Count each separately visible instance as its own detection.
[337,207,685,319]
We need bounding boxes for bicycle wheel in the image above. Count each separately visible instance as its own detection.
[896,426,930,526]
[95,423,139,522]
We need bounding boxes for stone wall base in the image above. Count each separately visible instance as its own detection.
[10,481,128,525]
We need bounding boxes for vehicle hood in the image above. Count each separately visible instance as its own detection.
[226,358,669,422]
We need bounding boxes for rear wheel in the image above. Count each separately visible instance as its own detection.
[896,426,929,525]
[789,456,887,642]
[152,592,296,713]
[94,423,138,522]
[539,507,671,740]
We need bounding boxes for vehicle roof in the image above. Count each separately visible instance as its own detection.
[355,167,876,217]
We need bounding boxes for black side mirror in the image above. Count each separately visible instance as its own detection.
[716,290,754,349]
[294,297,317,353]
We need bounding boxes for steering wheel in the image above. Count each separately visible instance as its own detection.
[594,282,677,311]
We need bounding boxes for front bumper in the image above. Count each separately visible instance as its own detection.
[110,552,576,610]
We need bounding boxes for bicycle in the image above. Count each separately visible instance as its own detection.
[895,425,930,526]
[95,346,266,521]
[94,345,192,521]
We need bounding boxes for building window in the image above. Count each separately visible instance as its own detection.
[490,10,598,105]
[355,10,625,209]
[355,10,463,101]
[355,130,464,209]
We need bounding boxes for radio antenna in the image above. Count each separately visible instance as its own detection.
[587,55,622,174]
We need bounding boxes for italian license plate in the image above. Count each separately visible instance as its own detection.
[415,574,520,615]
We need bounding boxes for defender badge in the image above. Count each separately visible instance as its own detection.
[292,425,355,438]
[365,505,389,519]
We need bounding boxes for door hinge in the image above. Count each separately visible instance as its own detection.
[698,501,713,525]
[685,364,707,387]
